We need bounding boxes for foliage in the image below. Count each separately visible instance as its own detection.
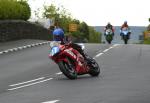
[71,31,81,38]
[89,27,101,43]
[43,4,59,19]
[43,4,101,43]
[143,38,150,44]
[0,0,31,20]
[147,18,150,31]
[18,0,31,20]
[78,22,89,40]
[147,25,150,31]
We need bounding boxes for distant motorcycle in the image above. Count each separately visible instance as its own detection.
[120,27,131,44]
[105,29,114,44]
[49,41,100,79]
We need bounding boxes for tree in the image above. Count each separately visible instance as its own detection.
[79,22,89,40]
[89,27,101,43]
[72,19,80,25]
[43,4,73,32]
[43,4,59,21]
[34,8,40,19]
[147,18,150,31]
[0,0,31,20]
[18,0,31,20]
[42,3,101,43]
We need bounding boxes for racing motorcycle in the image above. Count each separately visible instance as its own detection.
[105,29,114,44]
[48,41,100,79]
[120,27,131,44]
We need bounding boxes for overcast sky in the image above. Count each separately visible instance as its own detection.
[28,0,150,26]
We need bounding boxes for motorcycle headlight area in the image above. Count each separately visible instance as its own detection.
[50,41,60,48]
[122,30,128,35]
[106,29,112,34]
[50,46,60,56]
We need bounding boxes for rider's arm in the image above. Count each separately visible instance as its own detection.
[104,26,107,31]
[112,26,115,32]
[52,31,55,41]
[121,24,125,30]
[128,27,131,33]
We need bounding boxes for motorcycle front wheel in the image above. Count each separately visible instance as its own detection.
[58,58,77,79]
[106,35,113,44]
[123,35,128,44]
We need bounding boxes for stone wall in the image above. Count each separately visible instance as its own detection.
[0,20,52,42]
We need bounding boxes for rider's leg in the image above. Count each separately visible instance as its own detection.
[120,33,123,39]
[70,43,87,59]
[112,32,114,36]
[128,32,131,39]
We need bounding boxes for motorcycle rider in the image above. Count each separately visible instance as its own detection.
[52,25,87,59]
[120,21,131,39]
[104,22,115,36]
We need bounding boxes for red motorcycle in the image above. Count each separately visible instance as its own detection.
[48,41,100,79]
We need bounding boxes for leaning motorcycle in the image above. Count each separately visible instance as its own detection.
[120,27,131,44]
[48,41,100,79]
[105,29,113,44]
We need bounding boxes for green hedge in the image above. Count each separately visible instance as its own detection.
[143,38,150,44]
[0,0,31,20]
[89,27,101,43]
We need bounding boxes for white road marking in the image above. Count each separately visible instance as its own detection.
[23,46,27,49]
[35,43,39,45]
[42,100,60,103]
[31,44,35,46]
[103,49,109,52]
[95,53,104,58]
[4,50,9,53]
[0,41,51,55]
[27,45,31,47]
[10,77,45,87]
[18,47,23,49]
[109,46,114,49]
[13,48,18,51]
[94,44,120,58]
[56,72,62,75]
[113,44,120,47]
[8,78,53,91]
[8,49,14,51]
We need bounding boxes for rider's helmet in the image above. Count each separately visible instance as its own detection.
[107,22,111,25]
[107,22,112,28]
[53,26,64,42]
[124,21,127,24]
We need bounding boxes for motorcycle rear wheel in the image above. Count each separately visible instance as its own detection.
[58,58,77,79]
[87,56,100,76]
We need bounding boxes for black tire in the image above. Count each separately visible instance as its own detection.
[106,35,112,44]
[107,40,111,44]
[124,39,128,44]
[87,57,100,76]
[123,35,128,44]
[58,58,77,79]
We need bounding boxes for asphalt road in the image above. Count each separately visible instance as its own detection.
[0,39,46,51]
[0,43,150,103]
